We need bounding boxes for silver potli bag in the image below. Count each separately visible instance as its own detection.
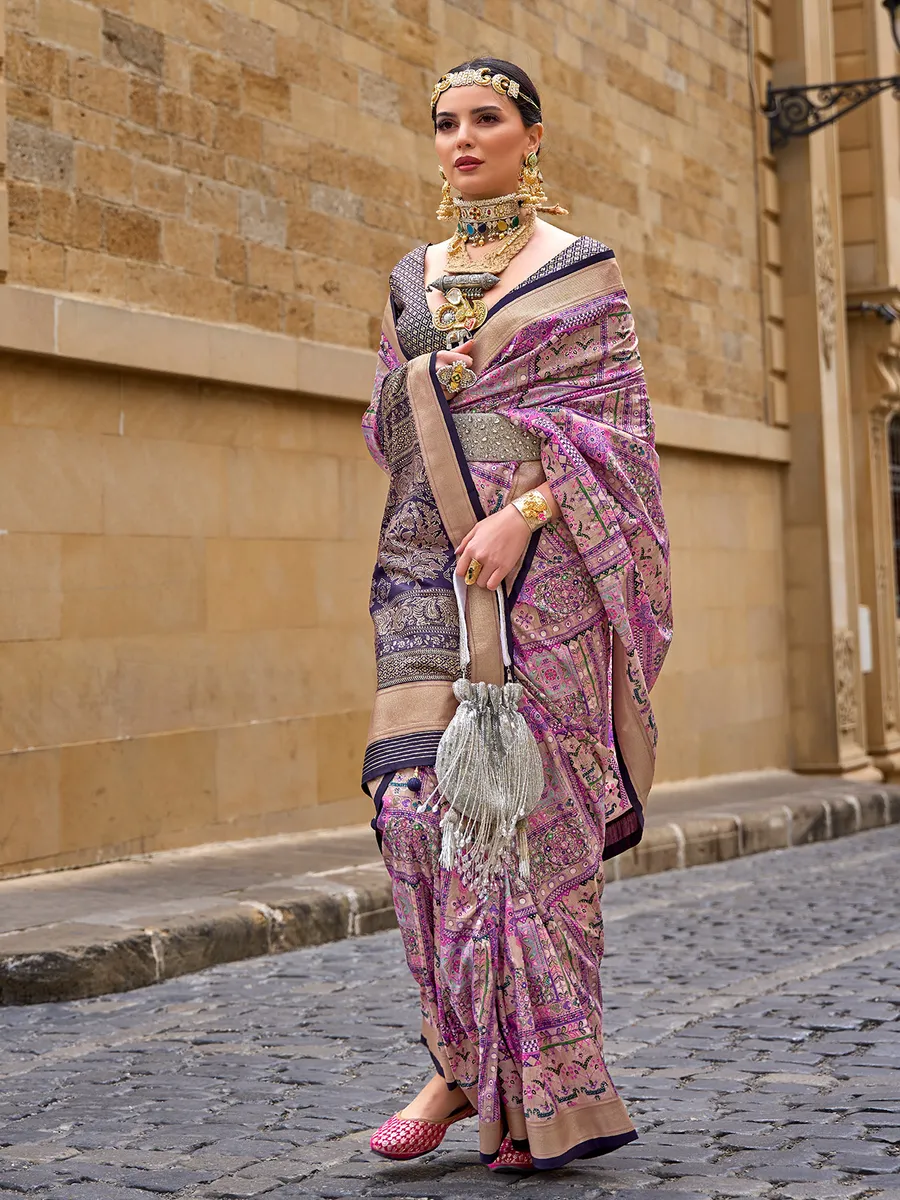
[429,571,544,891]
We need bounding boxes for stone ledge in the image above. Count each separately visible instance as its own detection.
[653,404,791,463]
[1,783,895,1005]
[0,284,376,405]
[0,284,791,464]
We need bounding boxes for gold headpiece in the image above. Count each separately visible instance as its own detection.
[431,67,540,113]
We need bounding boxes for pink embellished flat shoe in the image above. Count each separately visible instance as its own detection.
[369,1099,476,1160]
[487,1133,535,1173]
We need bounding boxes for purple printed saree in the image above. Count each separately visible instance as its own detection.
[361,237,672,1168]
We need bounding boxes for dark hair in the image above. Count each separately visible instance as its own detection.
[431,56,543,129]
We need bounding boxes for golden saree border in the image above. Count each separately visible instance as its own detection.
[366,681,458,745]
[405,354,505,687]
[472,256,625,374]
[518,1095,637,1167]
[405,355,476,549]
[612,634,656,805]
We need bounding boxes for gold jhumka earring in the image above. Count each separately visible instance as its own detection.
[516,151,568,215]
[436,168,455,221]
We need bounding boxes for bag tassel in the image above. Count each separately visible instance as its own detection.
[516,820,530,883]
[435,575,543,890]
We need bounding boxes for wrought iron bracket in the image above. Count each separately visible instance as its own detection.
[766,75,900,150]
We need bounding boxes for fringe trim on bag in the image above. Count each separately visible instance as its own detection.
[434,576,544,892]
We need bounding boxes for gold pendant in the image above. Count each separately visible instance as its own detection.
[432,290,488,337]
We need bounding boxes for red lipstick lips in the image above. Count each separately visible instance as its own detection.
[454,156,483,169]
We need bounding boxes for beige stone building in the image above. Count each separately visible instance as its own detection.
[1,0,898,877]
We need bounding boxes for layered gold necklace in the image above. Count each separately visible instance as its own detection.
[429,195,536,349]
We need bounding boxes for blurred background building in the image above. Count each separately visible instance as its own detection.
[1,0,899,876]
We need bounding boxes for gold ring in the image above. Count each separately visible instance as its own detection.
[464,559,483,586]
[436,361,477,395]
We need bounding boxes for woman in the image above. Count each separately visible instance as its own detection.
[361,57,672,1173]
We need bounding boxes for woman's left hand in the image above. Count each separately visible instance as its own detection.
[455,506,532,591]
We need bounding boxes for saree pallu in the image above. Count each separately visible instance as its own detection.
[361,244,672,1168]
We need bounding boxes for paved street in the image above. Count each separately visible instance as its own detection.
[0,825,898,1200]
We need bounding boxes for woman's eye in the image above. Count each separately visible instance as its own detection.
[479,114,499,123]
[437,120,455,132]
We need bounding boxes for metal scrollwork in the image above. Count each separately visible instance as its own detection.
[766,76,900,150]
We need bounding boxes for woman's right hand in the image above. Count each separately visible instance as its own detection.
[434,339,475,372]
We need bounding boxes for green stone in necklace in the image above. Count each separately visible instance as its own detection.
[454,192,522,247]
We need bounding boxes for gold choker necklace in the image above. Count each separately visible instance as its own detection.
[454,193,522,246]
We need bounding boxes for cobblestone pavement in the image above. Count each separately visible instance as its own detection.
[1,826,898,1200]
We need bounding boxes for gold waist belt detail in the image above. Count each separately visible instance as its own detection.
[452,412,542,462]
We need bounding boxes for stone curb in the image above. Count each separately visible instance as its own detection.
[607,784,900,881]
[0,873,398,1007]
[2,785,898,1006]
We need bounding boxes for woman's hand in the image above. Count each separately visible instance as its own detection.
[435,339,475,379]
[455,505,532,591]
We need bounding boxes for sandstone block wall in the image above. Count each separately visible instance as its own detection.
[0,350,386,876]
[653,449,789,782]
[5,0,767,417]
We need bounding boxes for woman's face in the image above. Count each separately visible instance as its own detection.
[434,86,542,201]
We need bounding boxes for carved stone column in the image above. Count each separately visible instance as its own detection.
[848,325,900,776]
[772,0,878,779]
